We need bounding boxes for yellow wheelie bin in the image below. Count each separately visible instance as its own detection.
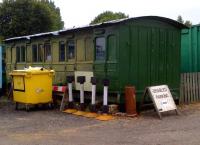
[10,67,55,111]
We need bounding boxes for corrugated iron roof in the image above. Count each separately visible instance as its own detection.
[4,16,187,42]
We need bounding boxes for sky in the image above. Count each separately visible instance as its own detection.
[53,0,200,28]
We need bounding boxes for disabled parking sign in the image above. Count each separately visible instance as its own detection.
[141,85,178,119]
[149,85,177,112]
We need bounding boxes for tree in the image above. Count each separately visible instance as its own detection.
[184,20,192,27]
[177,15,192,27]
[177,15,184,24]
[90,11,129,25]
[0,0,64,38]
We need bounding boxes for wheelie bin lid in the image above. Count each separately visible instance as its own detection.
[9,66,55,76]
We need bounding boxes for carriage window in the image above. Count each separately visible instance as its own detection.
[59,41,65,61]
[32,44,38,62]
[16,46,20,62]
[16,45,26,62]
[38,44,44,62]
[67,40,75,60]
[32,44,43,62]
[44,43,51,61]
[21,46,26,62]
[95,37,105,60]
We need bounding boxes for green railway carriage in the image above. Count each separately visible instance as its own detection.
[5,16,186,102]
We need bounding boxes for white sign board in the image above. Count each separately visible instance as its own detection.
[148,85,177,113]
[140,85,179,119]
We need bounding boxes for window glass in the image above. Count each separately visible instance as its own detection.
[21,46,26,62]
[67,40,75,59]
[44,43,51,61]
[59,41,65,61]
[16,45,26,62]
[16,46,20,62]
[95,37,105,60]
[32,44,38,62]
[38,44,43,62]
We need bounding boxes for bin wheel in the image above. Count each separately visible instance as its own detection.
[15,102,19,110]
[26,105,30,112]
[48,103,54,109]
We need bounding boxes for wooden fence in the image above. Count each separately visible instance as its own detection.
[180,72,200,104]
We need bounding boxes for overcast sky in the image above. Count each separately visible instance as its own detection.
[53,0,200,28]
[0,0,199,28]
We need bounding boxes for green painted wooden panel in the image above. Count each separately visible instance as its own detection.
[6,46,12,63]
[16,64,26,69]
[85,37,93,61]
[118,21,180,101]
[12,47,16,63]
[54,72,66,85]
[181,26,200,72]
[77,39,85,61]
[66,64,75,71]
[26,45,30,63]
[118,25,130,90]
[76,63,92,71]
[107,34,118,91]
[52,64,66,71]
[107,35,117,61]
[52,42,59,62]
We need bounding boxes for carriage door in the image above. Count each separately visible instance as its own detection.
[94,35,118,91]
[106,35,118,91]
[94,37,106,89]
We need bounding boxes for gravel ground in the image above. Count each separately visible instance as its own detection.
[1,100,200,145]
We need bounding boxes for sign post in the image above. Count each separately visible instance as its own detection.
[141,85,178,119]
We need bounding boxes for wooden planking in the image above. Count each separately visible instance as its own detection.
[195,73,198,102]
[191,73,194,102]
[180,72,200,104]
[180,74,184,104]
[187,73,191,103]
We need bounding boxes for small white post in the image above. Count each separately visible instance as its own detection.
[77,76,86,111]
[80,84,84,104]
[68,83,73,102]
[102,79,109,113]
[103,86,108,106]
[91,85,96,105]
